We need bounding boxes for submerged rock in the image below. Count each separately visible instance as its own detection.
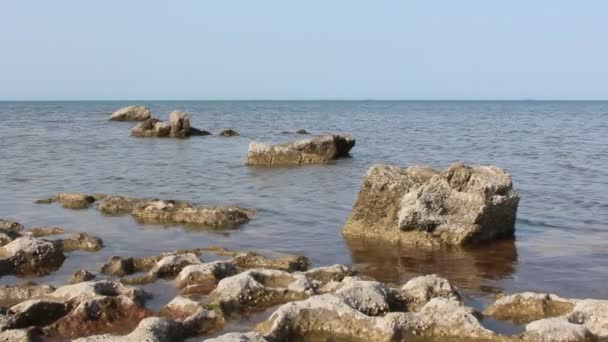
[219,129,240,137]
[484,292,574,324]
[97,195,145,215]
[0,219,24,232]
[70,269,96,284]
[109,105,151,122]
[295,129,309,134]
[57,232,103,252]
[55,193,96,209]
[24,227,65,237]
[230,252,310,272]
[131,200,251,228]
[343,162,519,246]
[246,134,355,166]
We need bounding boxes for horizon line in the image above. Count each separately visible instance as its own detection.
[1,98,608,102]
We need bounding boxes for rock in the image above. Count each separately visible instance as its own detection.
[130,118,171,137]
[209,269,314,314]
[219,129,239,137]
[189,127,212,136]
[175,261,237,294]
[70,269,96,284]
[160,296,203,319]
[334,277,394,316]
[0,237,65,276]
[204,332,268,342]
[231,252,310,272]
[484,292,574,324]
[97,195,145,215]
[257,294,400,341]
[72,317,180,342]
[343,163,519,246]
[295,129,309,134]
[168,111,191,138]
[398,274,462,311]
[523,317,593,342]
[121,253,202,285]
[6,299,70,329]
[0,328,42,342]
[56,193,96,209]
[33,197,55,204]
[0,219,24,232]
[58,233,103,252]
[304,264,356,284]
[567,299,608,338]
[0,283,55,307]
[25,227,64,237]
[406,297,497,340]
[100,248,207,277]
[131,200,251,228]
[44,281,151,339]
[109,105,151,122]
[246,134,355,166]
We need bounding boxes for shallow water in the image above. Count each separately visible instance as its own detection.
[0,101,607,335]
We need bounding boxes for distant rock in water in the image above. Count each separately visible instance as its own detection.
[296,129,309,134]
[109,105,151,122]
[343,162,519,246]
[246,134,355,166]
[130,111,208,138]
[219,129,240,137]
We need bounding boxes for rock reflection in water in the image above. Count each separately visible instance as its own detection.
[345,237,518,295]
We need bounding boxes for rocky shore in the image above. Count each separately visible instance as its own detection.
[0,217,605,342]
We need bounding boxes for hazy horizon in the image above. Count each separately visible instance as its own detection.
[2,1,607,101]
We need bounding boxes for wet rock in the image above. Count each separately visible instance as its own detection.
[168,111,191,138]
[160,296,204,319]
[121,253,202,285]
[304,264,356,284]
[132,200,251,228]
[25,227,65,237]
[567,299,608,338]
[231,252,310,272]
[0,236,65,276]
[484,292,574,324]
[72,316,179,342]
[175,261,237,294]
[100,256,137,276]
[0,219,24,232]
[70,269,96,284]
[0,283,55,307]
[257,294,399,341]
[343,163,519,246]
[44,281,151,339]
[6,299,70,329]
[209,269,314,314]
[100,248,207,277]
[246,134,355,166]
[406,297,497,340]
[130,118,171,137]
[58,232,103,252]
[523,317,593,342]
[56,193,97,209]
[295,129,309,134]
[398,274,462,311]
[97,195,145,215]
[33,197,55,204]
[109,105,151,122]
[219,129,240,137]
[189,127,212,136]
[204,332,268,342]
[334,277,394,316]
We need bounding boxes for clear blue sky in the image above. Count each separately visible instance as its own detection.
[1,1,606,100]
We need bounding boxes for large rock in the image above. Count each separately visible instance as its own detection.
[523,317,594,342]
[398,274,462,311]
[0,237,65,276]
[131,200,251,228]
[0,283,55,306]
[343,162,519,246]
[109,105,151,121]
[130,118,171,137]
[230,252,310,272]
[246,134,355,166]
[567,299,608,338]
[130,111,207,138]
[168,111,191,138]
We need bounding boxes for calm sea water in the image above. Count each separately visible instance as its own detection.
[0,101,607,324]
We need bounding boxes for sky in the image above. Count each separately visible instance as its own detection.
[0,1,606,100]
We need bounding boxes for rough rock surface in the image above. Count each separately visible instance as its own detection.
[121,253,202,285]
[0,283,55,306]
[334,277,394,315]
[0,219,24,232]
[56,193,96,209]
[130,118,171,137]
[523,317,594,342]
[109,105,151,121]
[204,332,268,342]
[130,111,207,138]
[567,299,608,338]
[168,111,191,138]
[70,269,96,284]
[24,227,65,237]
[246,134,355,166]
[484,292,574,324]
[131,200,252,228]
[0,236,65,276]
[343,162,519,246]
[58,233,103,252]
[97,195,145,215]
[175,261,237,294]
[399,274,462,311]
[231,252,310,272]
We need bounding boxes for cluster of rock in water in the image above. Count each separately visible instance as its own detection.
[0,106,601,340]
[0,217,606,342]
